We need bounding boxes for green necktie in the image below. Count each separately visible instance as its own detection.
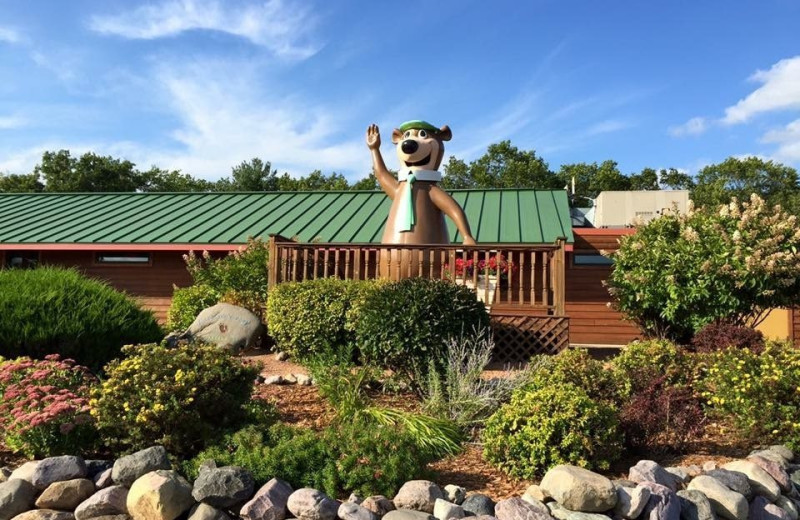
[402,173,416,231]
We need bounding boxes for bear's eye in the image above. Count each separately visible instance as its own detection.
[403,130,412,139]
[418,129,428,138]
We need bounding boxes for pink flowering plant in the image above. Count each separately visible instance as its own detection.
[0,355,98,457]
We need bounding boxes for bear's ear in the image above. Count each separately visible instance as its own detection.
[438,125,452,141]
[391,128,403,144]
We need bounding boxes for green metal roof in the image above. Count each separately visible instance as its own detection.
[0,190,574,245]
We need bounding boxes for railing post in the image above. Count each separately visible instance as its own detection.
[268,234,278,288]
[552,239,566,316]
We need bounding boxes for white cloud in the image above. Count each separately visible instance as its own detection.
[89,0,319,60]
[723,56,800,124]
[0,115,26,130]
[668,116,708,137]
[584,119,633,136]
[0,26,20,44]
[762,119,800,162]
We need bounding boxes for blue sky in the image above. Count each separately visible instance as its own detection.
[1,0,799,182]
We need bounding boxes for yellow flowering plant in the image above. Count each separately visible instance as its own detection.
[92,342,260,455]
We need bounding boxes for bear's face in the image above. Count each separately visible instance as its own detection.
[391,125,452,172]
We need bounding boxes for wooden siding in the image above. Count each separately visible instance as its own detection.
[794,308,800,347]
[38,250,193,323]
[566,230,640,345]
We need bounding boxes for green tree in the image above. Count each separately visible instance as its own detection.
[140,168,214,192]
[556,160,632,206]
[659,168,695,190]
[441,141,558,190]
[607,195,800,343]
[225,158,279,191]
[350,173,379,190]
[692,157,800,213]
[37,150,142,192]
[629,167,660,191]
[277,170,350,191]
[0,172,44,192]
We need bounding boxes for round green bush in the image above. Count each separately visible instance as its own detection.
[355,278,490,389]
[166,284,220,331]
[92,342,259,455]
[611,339,690,399]
[0,267,162,368]
[266,279,382,362]
[483,383,622,478]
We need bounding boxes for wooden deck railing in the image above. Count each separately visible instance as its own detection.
[268,235,566,315]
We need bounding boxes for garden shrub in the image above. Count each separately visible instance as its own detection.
[690,321,765,353]
[266,278,382,362]
[696,341,800,451]
[166,284,220,331]
[0,355,98,457]
[92,343,260,455]
[611,340,690,399]
[483,383,622,478]
[356,278,490,390]
[527,348,619,404]
[607,195,800,343]
[0,267,162,368]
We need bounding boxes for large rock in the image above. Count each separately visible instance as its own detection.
[775,497,799,520]
[688,476,747,520]
[75,486,130,520]
[722,461,781,501]
[192,466,255,508]
[444,487,467,506]
[95,469,114,490]
[546,502,609,520]
[676,490,716,520]
[32,456,87,490]
[434,499,465,520]
[10,462,39,484]
[523,486,547,504]
[383,511,435,520]
[9,511,75,520]
[126,470,194,520]
[639,482,681,520]
[462,495,495,517]
[339,502,379,520]
[769,446,795,464]
[112,447,171,488]
[394,482,445,514]
[0,479,37,520]
[36,479,96,510]
[240,479,293,520]
[629,461,681,492]
[362,496,397,518]
[86,462,114,480]
[287,488,339,520]
[748,457,793,493]
[749,497,792,520]
[494,497,551,520]
[188,504,231,520]
[705,470,752,499]
[540,465,617,513]
[182,303,263,353]
[614,486,650,519]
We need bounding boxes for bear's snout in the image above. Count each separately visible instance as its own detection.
[401,140,419,154]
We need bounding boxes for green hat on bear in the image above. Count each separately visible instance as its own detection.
[398,120,441,133]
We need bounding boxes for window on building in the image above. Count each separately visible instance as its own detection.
[573,253,614,266]
[95,253,151,265]
[4,251,40,269]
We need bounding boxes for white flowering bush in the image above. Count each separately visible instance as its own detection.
[607,195,800,343]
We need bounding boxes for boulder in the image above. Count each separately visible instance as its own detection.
[0,479,37,520]
[540,465,617,512]
[36,478,96,510]
[339,502,379,520]
[10,462,40,484]
[676,490,716,520]
[95,469,114,490]
[494,497,551,520]
[722,461,780,501]
[126,470,194,520]
[75,486,130,520]
[751,452,790,470]
[112,447,170,488]
[523,486,548,504]
[769,446,795,463]
[462,495,495,517]
[434,499,465,520]
[9,511,75,520]
[362,496,396,518]
[183,303,263,353]
[348,495,364,505]
[240,478,293,520]
[749,497,792,520]
[383,511,435,520]
[32,456,87,490]
[639,482,681,520]
[287,488,339,520]
[393,481,444,514]
[688,476,747,520]
[775,497,799,520]
[629,461,681,492]
[296,374,313,386]
[546,502,609,520]
[192,466,255,508]
[444,487,467,506]
[1,467,11,482]
[86,462,114,480]
[188,503,231,520]
[705,470,753,499]
[748,457,793,493]
[613,485,650,519]
[666,468,693,485]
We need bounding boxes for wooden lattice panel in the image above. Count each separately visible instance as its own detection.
[491,315,569,362]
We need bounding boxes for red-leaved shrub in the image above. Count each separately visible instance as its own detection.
[619,375,705,452]
[0,355,99,457]
[691,321,765,354]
